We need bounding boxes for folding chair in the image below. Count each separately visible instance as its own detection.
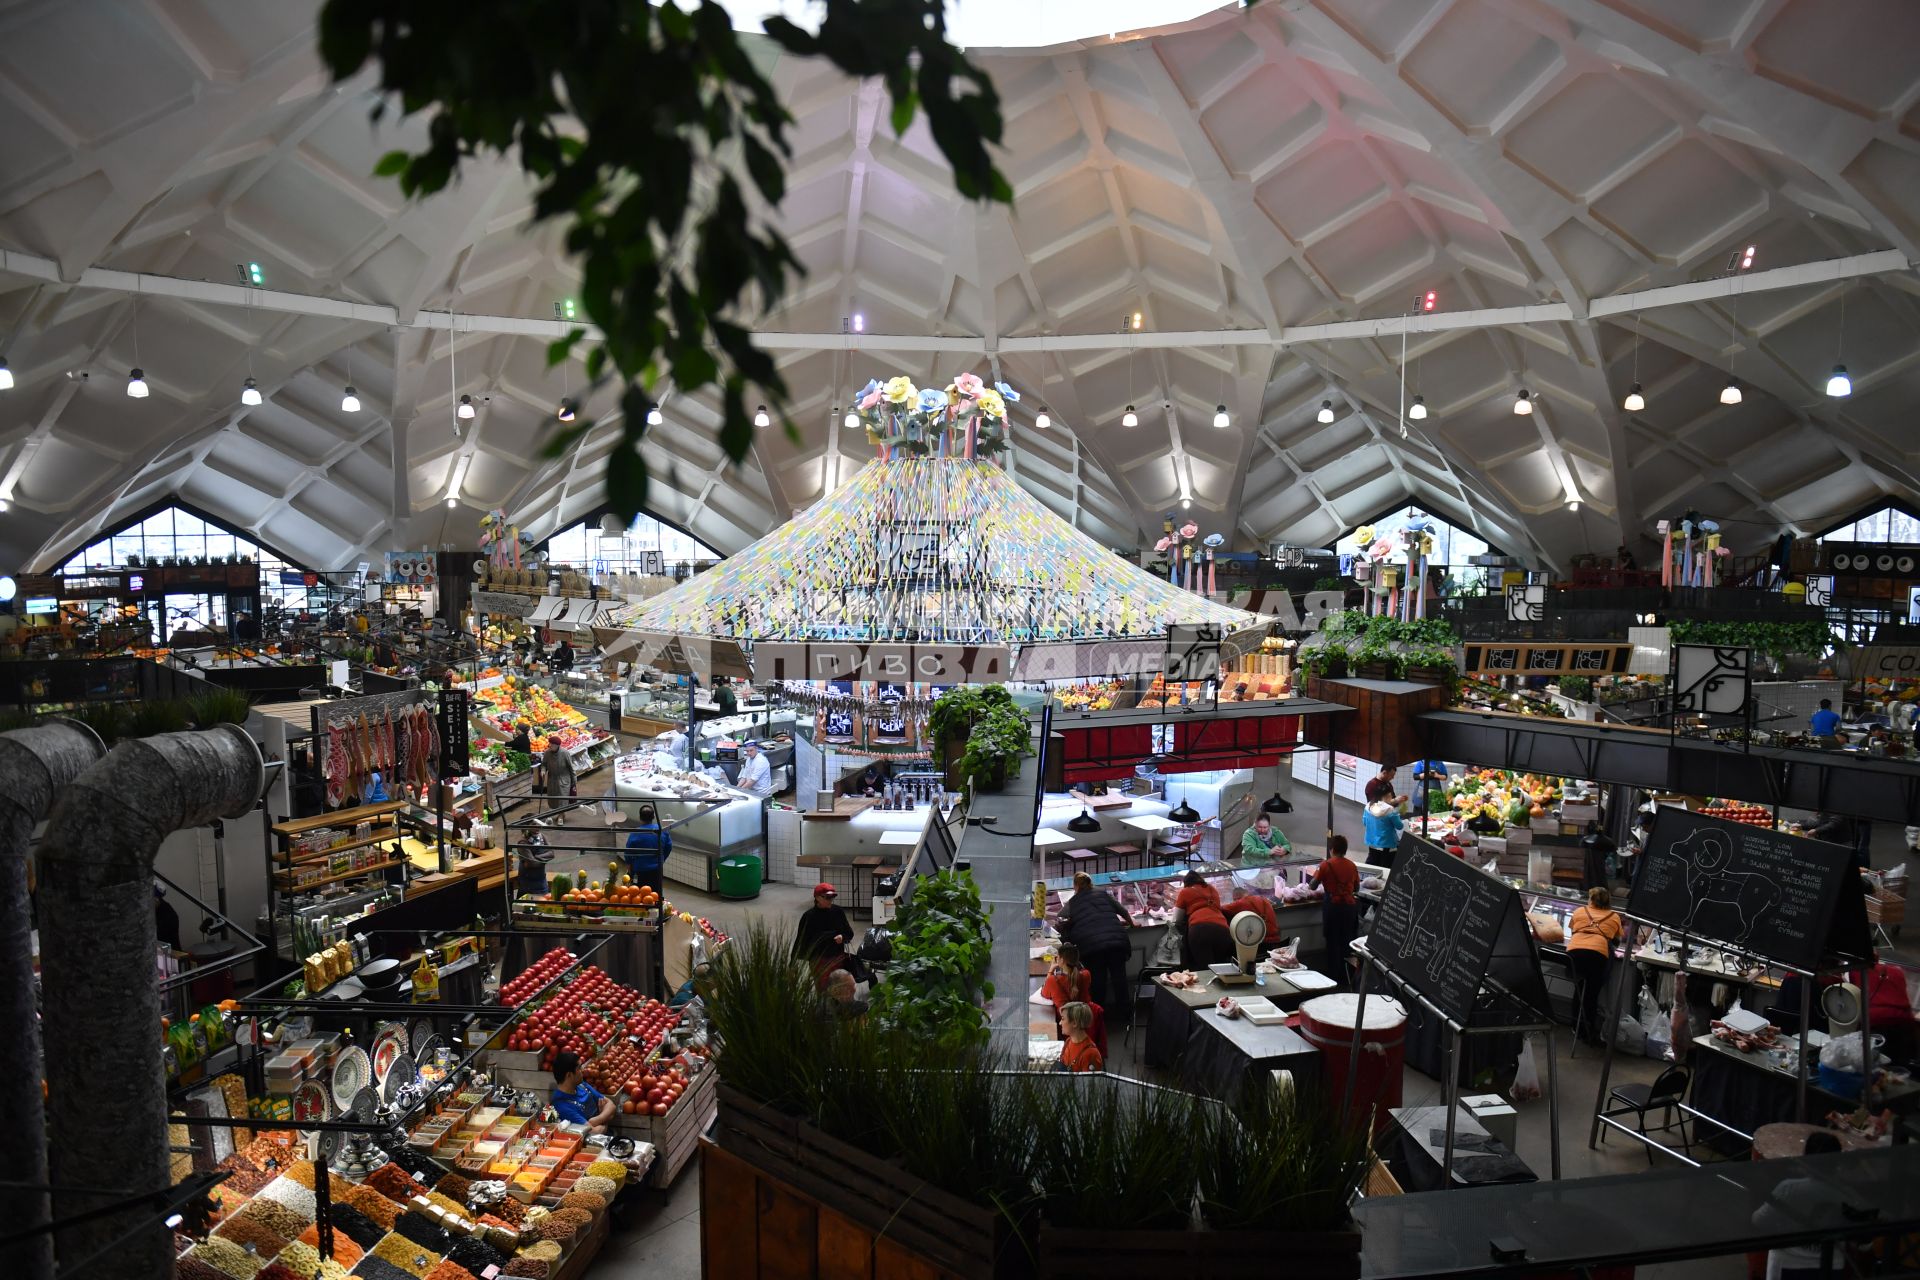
[1600,1064,1693,1163]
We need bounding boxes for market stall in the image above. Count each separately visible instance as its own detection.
[610,751,763,891]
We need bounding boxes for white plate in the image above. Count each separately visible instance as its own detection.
[1280,970,1337,991]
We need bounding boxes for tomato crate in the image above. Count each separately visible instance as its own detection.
[611,1068,716,1187]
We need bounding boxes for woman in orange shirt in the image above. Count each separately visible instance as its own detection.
[1176,872,1232,968]
[1566,886,1622,1047]
[1058,1002,1104,1072]
[1042,944,1106,1057]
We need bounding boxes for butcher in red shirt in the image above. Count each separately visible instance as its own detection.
[1310,834,1362,984]
[1222,890,1279,950]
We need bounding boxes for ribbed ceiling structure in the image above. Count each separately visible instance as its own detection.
[1,0,1917,574]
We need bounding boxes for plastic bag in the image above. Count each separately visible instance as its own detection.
[1820,1035,1868,1074]
[1511,1037,1543,1101]
[1267,938,1301,969]
[1614,1016,1647,1056]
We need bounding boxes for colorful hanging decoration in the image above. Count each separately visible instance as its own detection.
[605,377,1263,648]
[479,510,532,570]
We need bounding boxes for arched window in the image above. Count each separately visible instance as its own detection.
[542,512,720,581]
[1820,504,1920,545]
[53,503,315,638]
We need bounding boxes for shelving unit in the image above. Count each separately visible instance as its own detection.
[266,800,410,963]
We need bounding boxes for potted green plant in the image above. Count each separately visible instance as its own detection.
[1300,643,1350,682]
[931,684,1032,793]
[870,869,994,1047]
[1353,641,1401,680]
[1403,643,1457,687]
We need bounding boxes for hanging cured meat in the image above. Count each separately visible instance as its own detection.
[325,721,348,807]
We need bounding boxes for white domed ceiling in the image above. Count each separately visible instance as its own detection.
[1,0,1917,573]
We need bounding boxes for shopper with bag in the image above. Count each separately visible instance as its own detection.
[1566,886,1623,1047]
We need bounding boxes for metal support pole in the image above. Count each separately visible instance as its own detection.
[1441,1027,1459,1189]
[1797,975,1812,1122]
[314,1144,333,1264]
[1543,1028,1563,1179]
[1325,743,1335,844]
[1342,957,1373,1128]
[1589,918,1639,1148]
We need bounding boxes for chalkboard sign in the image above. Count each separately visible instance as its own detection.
[1366,840,1540,1025]
[1631,808,1872,969]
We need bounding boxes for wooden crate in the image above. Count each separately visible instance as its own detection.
[1301,678,1449,766]
[612,1067,717,1188]
[1868,892,1905,930]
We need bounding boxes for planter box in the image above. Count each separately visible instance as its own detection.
[711,1085,1017,1280]
[1037,1223,1359,1280]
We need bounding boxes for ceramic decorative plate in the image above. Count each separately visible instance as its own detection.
[293,1080,332,1123]
[370,1024,409,1083]
[409,1018,437,1053]
[331,1045,371,1111]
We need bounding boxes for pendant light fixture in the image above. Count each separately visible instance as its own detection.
[1622,311,1645,411]
[646,403,664,426]
[1317,400,1334,423]
[1720,294,1743,406]
[456,394,476,419]
[126,304,147,397]
[1826,286,1851,397]
[753,404,771,428]
[1408,395,1427,420]
[556,399,575,422]
[1262,791,1293,815]
[1121,313,1139,426]
[240,377,262,406]
[1168,798,1201,824]
[843,407,859,429]
[1513,389,1533,415]
[1034,406,1051,429]
[1067,806,1102,834]
[1212,339,1230,428]
[1718,380,1742,405]
[1121,404,1138,427]
[0,356,12,391]
[341,342,360,413]
[1212,404,1229,428]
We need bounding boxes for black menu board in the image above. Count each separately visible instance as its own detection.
[1367,840,1536,1024]
[1632,807,1872,969]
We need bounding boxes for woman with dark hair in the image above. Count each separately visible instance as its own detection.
[1567,886,1623,1047]
[1311,835,1361,984]
[1176,871,1232,969]
[1055,871,1133,1011]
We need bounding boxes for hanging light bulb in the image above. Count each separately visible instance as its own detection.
[341,385,360,413]
[1622,383,1646,412]
[843,408,859,429]
[457,394,476,419]
[1212,403,1230,428]
[1121,404,1138,427]
[240,377,262,406]
[126,367,149,398]
[754,404,771,428]
[0,356,14,391]
[1570,499,1581,512]
[1408,395,1427,421]
[1719,379,1742,405]
[1034,407,1050,429]
[646,404,664,426]
[1513,389,1533,416]
[1181,496,1192,509]
[556,399,575,422]
[1826,364,1851,397]
[447,496,457,508]
[1316,400,1334,423]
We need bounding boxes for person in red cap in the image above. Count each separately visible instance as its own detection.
[797,881,855,980]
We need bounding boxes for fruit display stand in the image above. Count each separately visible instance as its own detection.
[612,1060,717,1187]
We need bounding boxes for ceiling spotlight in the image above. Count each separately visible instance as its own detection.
[1826,364,1851,398]
[1622,382,1646,412]
[852,313,865,333]
[646,404,664,426]
[341,385,361,413]
[843,408,859,429]
[457,394,476,419]
[240,377,262,406]
[1181,496,1192,509]
[1121,404,1138,427]
[0,499,9,514]
[754,404,771,428]
[446,496,457,508]
[556,399,575,422]
[0,356,13,390]
[1034,407,1051,429]
[1212,403,1230,429]
[126,367,149,398]
[1719,379,1742,405]
[1408,394,1427,421]
[1316,400,1334,423]
[1513,389,1533,416]
[1421,290,1438,312]
[1570,499,1581,512]
[1131,312,1143,330]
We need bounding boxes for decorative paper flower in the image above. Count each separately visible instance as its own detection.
[1699,520,1720,533]
[1713,545,1732,557]
[976,389,1006,419]
[994,380,1021,403]
[883,376,917,404]
[1368,540,1394,561]
[858,381,885,409]
[915,387,950,414]
[1154,537,1173,552]
[951,372,985,399]
[1203,533,1225,547]
[1354,525,1375,546]
[1179,522,1199,540]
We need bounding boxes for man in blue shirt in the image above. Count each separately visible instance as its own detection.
[549,1051,615,1133]
[1810,699,1841,740]
[624,803,672,896]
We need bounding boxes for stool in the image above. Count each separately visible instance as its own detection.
[851,855,883,916]
[1062,848,1099,880]
[1105,842,1144,873]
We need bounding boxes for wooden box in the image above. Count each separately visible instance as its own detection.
[1301,678,1449,766]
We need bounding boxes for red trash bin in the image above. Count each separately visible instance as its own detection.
[1300,992,1406,1132]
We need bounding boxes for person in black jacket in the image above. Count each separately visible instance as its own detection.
[1055,872,1134,1013]
[796,883,855,980]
